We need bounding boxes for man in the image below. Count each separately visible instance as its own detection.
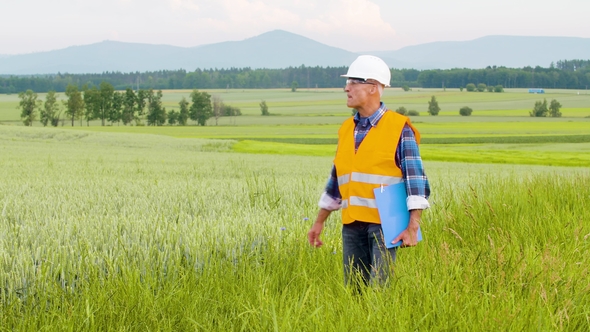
[307,55,430,286]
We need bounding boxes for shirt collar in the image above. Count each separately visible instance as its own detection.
[354,102,388,128]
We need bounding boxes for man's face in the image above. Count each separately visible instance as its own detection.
[344,78,376,109]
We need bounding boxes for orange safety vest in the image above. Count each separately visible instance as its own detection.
[334,110,420,224]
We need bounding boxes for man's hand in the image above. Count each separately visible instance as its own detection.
[392,209,422,247]
[308,208,331,248]
[308,222,324,247]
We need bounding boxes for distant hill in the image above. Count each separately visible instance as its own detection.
[1,31,589,74]
[374,36,590,69]
[171,30,378,70]
[0,42,187,75]
[0,30,407,75]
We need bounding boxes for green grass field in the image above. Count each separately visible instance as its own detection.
[2,88,590,122]
[3,88,590,168]
[3,80,590,329]
[1,126,589,330]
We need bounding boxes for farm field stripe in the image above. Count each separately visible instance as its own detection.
[226,134,590,145]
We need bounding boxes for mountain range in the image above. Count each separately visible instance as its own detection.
[1,30,589,75]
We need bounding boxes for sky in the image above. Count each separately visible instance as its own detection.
[1,0,589,55]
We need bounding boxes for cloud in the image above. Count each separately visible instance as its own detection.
[0,0,399,53]
[167,0,395,51]
[305,0,395,39]
[227,0,300,24]
[2,0,590,54]
[304,0,395,34]
[169,0,200,12]
[208,0,301,33]
[298,0,397,51]
[169,0,303,44]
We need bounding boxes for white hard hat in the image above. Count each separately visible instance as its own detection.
[341,55,391,87]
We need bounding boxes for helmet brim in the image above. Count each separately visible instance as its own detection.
[340,74,390,87]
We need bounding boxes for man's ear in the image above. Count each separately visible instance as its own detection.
[370,84,380,96]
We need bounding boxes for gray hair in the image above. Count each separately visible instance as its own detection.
[377,84,384,97]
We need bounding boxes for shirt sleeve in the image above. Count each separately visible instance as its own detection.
[396,124,431,210]
[318,165,342,211]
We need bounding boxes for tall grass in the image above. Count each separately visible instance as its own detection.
[1,126,589,331]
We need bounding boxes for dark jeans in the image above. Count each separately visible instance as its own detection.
[342,221,397,287]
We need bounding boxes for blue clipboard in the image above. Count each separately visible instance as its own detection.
[373,182,422,248]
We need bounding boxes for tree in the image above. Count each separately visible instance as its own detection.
[486,85,494,92]
[530,99,549,117]
[109,91,123,125]
[96,82,114,126]
[168,110,179,125]
[494,85,504,93]
[262,73,271,88]
[407,110,420,116]
[402,85,410,92]
[189,90,212,126]
[260,100,270,116]
[223,104,241,125]
[40,91,60,127]
[135,89,148,125]
[549,99,562,117]
[212,95,223,125]
[223,105,241,116]
[427,96,440,116]
[146,89,167,126]
[178,97,189,126]
[291,81,298,92]
[477,83,487,92]
[51,112,62,127]
[465,83,476,92]
[64,84,84,126]
[459,106,473,116]
[395,106,408,115]
[17,90,41,126]
[83,86,99,126]
[121,88,137,125]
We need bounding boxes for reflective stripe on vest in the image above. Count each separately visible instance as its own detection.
[341,199,348,209]
[337,174,350,186]
[339,172,401,187]
[350,172,401,185]
[341,196,378,209]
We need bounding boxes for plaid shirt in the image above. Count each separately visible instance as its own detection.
[323,102,430,209]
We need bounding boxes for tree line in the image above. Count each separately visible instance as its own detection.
[17,82,242,127]
[417,63,590,89]
[2,59,589,94]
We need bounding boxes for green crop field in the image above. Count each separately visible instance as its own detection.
[2,88,590,123]
[2,87,590,329]
[1,126,589,330]
[3,88,590,167]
